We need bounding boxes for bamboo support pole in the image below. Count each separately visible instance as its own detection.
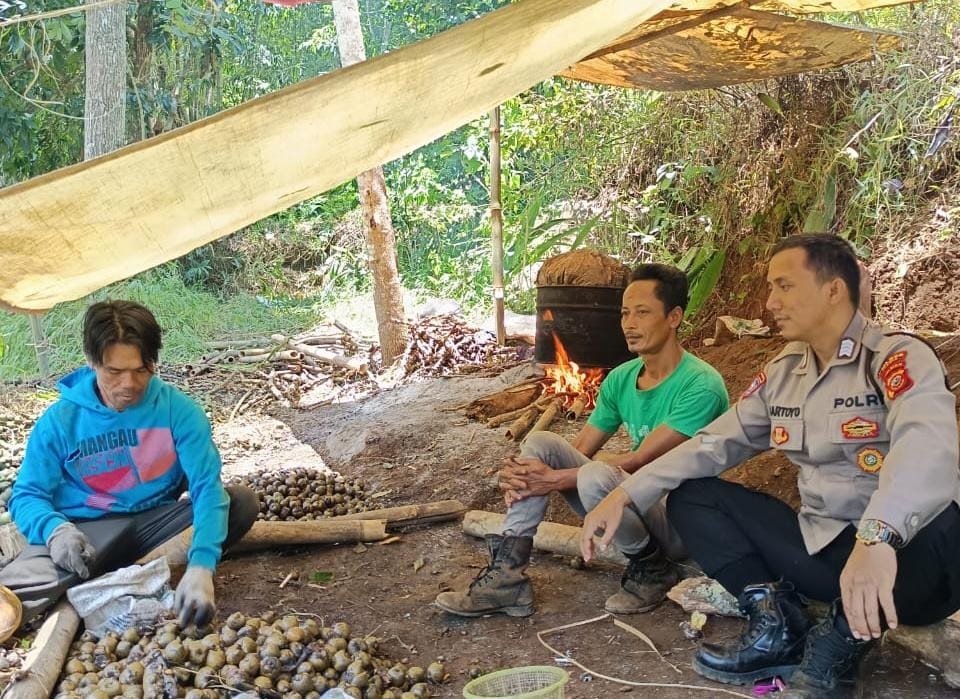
[489,105,506,346]
[4,601,81,699]
[28,314,50,379]
[462,510,628,566]
[336,499,466,529]
[138,519,388,568]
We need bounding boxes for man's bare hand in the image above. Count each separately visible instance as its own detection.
[580,487,631,562]
[498,457,558,501]
[840,541,899,640]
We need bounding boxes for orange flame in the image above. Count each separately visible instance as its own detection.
[542,318,604,410]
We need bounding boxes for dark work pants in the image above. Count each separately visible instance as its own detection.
[0,485,259,624]
[666,478,960,626]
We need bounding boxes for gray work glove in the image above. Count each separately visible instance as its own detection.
[174,566,215,627]
[46,522,96,579]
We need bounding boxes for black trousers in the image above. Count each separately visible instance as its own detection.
[0,485,259,624]
[666,478,960,626]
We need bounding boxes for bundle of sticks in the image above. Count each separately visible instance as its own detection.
[398,314,515,379]
[171,324,377,415]
[185,323,369,376]
[459,376,599,442]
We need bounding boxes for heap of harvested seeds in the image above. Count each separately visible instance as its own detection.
[56,613,446,699]
[0,413,33,521]
[227,468,369,521]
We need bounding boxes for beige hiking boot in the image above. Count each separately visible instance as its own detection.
[435,535,534,617]
[604,542,679,614]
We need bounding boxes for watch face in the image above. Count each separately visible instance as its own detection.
[858,520,881,541]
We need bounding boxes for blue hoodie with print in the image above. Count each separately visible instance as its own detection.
[10,367,229,570]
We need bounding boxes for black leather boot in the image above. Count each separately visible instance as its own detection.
[693,581,810,685]
[781,602,874,698]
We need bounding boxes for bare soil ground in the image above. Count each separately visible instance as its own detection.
[3,335,960,698]
[213,336,960,698]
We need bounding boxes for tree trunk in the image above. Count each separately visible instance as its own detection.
[84,0,127,159]
[332,0,407,365]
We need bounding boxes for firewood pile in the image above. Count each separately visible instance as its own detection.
[458,370,604,443]
[172,324,378,414]
[396,314,521,380]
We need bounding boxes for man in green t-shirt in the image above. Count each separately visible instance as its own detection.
[436,264,729,618]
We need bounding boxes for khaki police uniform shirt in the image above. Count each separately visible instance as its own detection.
[620,312,960,554]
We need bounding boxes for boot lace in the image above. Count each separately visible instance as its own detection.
[742,612,776,645]
[796,624,857,685]
[468,562,498,591]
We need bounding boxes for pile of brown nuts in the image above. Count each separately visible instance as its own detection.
[228,468,369,521]
[56,612,445,698]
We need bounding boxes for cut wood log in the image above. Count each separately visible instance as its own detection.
[462,510,628,567]
[565,393,589,420]
[505,406,538,441]
[5,600,81,699]
[272,333,367,373]
[336,499,466,529]
[138,519,388,568]
[530,398,561,434]
[887,618,960,689]
[486,394,554,428]
[235,349,304,364]
[464,380,542,421]
[204,339,269,349]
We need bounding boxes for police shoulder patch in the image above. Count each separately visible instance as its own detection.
[878,350,914,400]
[857,447,884,473]
[741,371,766,399]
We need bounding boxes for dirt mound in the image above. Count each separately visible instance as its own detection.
[872,224,960,332]
[536,249,630,288]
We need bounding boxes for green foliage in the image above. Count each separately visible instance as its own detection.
[0,265,322,379]
[676,246,726,322]
[803,173,838,233]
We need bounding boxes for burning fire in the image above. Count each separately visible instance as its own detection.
[541,310,605,412]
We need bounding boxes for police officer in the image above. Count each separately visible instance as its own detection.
[581,234,960,698]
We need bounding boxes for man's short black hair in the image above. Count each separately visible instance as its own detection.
[83,300,163,367]
[628,263,688,314]
[772,234,861,309]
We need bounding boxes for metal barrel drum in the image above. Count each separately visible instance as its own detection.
[534,285,632,369]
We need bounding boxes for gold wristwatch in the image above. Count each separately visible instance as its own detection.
[856,519,904,549]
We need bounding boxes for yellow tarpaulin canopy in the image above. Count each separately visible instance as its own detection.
[562,7,902,91]
[0,0,910,312]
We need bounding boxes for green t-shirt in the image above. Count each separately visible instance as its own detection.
[587,351,729,449]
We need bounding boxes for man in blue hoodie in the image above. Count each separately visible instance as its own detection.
[0,300,258,627]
